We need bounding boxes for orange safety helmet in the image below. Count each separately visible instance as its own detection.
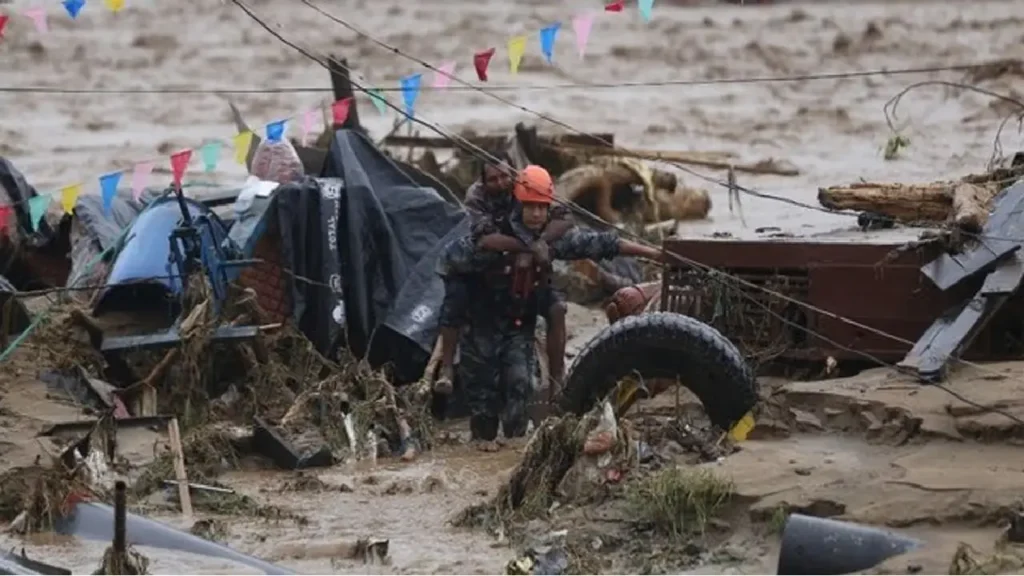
[513,165,555,204]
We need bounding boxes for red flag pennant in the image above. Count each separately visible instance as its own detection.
[332,97,353,125]
[0,14,9,39]
[170,149,192,187]
[474,48,496,82]
[605,0,624,11]
[0,205,13,236]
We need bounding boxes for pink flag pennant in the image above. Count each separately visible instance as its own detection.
[300,109,316,146]
[23,7,48,34]
[433,61,456,90]
[130,161,153,201]
[572,13,595,59]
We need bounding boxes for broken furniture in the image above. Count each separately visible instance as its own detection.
[900,181,1024,381]
[659,228,1024,367]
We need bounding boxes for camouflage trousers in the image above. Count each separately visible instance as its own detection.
[458,323,535,442]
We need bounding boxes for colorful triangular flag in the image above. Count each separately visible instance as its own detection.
[572,14,594,59]
[170,149,192,187]
[433,62,456,90]
[233,131,253,165]
[0,206,13,236]
[99,171,121,216]
[102,0,124,12]
[638,0,654,21]
[28,194,50,232]
[0,14,9,40]
[399,74,422,118]
[605,0,624,12]
[332,97,352,125]
[130,161,153,201]
[63,0,85,19]
[367,89,388,116]
[60,183,81,214]
[200,141,221,172]
[301,109,316,145]
[22,8,48,34]
[508,36,527,74]
[539,23,561,64]
[265,120,286,143]
[474,48,496,82]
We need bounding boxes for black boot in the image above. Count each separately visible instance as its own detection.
[470,414,499,442]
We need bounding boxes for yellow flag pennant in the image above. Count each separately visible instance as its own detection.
[60,183,82,215]
[508,36,527,74]
[103,0,125,12]
[233,131,253,165]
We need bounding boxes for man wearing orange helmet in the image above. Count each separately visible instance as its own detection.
[434,152,574,399]
[442,165,664,449]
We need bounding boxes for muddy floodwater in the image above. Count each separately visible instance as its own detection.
[3,0,1024,573]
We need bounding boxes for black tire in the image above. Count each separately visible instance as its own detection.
[558,312,757,430]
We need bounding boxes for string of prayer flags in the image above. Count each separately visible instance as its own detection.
[539,23,560,64]
[102,0,125,13]
[265,120,286,143]
[433,62,456,90]
[200,141,221,172]
[130,160,153,201]
[232,131,253,165]
[605,0,624,12]
[60,183,81,214]
[400,74,422,118]
[99,171,121,215]
[332,97,352,125]
[63,0,85,19]
[0,14,9,40]
[169,149,192,187]
[474,48,495,82]
[638,0,654,22]
[507,36,526,74]
[367,89,388,116]
[572,14,594,59]
[28,195,50,232]
[22,8,47,34]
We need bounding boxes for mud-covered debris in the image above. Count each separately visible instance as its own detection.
[950,542,1024,575]
[0,460,97,534]
[626,468,733,537]
[94,544,150,575]
[280,472,330,492]
[189,518,229,543]
[506,529,570,576]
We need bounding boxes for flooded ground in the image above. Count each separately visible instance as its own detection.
[3,0,1024,573]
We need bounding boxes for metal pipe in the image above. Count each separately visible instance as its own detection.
[777,514,923,575]
[113,481,127,557]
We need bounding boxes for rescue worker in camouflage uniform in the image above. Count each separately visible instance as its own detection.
[445,165,664,450]
[434,151,574,397]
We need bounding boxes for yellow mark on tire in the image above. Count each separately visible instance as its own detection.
[728,411,755,442]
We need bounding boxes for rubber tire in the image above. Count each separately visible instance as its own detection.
[559,311,757,430]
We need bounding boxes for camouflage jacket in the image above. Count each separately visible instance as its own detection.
[441,226,621,276]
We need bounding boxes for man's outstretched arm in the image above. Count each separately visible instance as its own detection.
[550,229,663,262]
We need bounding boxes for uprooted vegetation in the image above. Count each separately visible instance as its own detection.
[3,275,435,524]
[625,468,734,538]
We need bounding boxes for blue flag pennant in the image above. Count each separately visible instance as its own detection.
[200,141,222,172]
[540,23,561,64]
[63,0,85,19]
[638,0,654,22]
[28,195,50,233]
[266,120,286,143]
[400,74,422,119]
[99,171,121,216]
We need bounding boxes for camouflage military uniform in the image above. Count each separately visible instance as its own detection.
[438,181,573,329]
[449,226,622,441]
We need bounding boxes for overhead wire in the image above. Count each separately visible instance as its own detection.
[75,0,1008,425]
[0,63,1001,95]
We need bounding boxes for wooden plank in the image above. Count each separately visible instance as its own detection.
[167,418,193,518]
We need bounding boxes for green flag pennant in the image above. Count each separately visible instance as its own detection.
[368,88,388,116]
[28,194,51,232]
[200,141,222,172]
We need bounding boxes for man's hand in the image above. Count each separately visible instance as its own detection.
[531,240,551,266]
